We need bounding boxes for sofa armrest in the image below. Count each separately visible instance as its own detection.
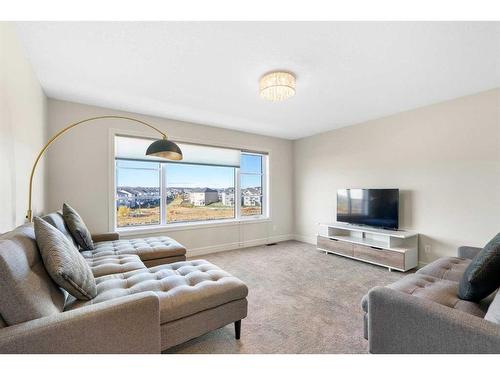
[367,287,500,354]
[0,292,160,354]
[92,232,120,242]
[457,245,482,259]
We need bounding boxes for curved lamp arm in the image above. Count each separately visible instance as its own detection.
[27,115,168,222]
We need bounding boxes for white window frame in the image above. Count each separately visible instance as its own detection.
[115,160,162,227]
[239,151,267,219]
[109,129,270,233]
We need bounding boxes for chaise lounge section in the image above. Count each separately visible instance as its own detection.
[0,216,248,353]
[65,259,249,350]
[42,212,187,267]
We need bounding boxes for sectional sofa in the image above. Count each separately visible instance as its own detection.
[0,212,248,353]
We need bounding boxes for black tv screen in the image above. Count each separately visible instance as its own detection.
[337,189,399,229]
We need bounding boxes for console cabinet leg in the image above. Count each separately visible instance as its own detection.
[234,320,241,340]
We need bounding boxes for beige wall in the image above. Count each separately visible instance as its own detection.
[46,99,294,254]
[293,89,500,264]
[0,23,47,233]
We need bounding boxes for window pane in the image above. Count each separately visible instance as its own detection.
[240,154,262,174]
[241,173,262,216]
[241,174,262,190]
[242,195,262,216]
[166,164,235,223]
[116,160,160,227]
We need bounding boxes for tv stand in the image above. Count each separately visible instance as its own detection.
[317,223,418,272]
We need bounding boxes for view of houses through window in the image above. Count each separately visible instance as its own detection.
[115,160,161,227]
[240,153,263,216]
[165,163,236,223]
[115,152,266,228]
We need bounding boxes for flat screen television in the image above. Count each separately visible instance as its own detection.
[337,188,399,230]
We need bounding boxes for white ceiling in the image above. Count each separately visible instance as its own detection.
[15,22,500,139]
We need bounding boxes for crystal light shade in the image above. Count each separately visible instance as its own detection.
[259,71,296,101]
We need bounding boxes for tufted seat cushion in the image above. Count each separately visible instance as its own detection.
[65,260,249,324]
[80,237,186,262]
[416,257,471,282]
[362,274,487,317]
[85,254,146,277]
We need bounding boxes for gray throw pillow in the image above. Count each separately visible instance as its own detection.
[62,203,94,250]
[458,233,500,302]
[34,217,97,300]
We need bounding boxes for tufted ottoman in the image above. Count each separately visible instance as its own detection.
[80,236,187,267]
[65,259,249,350]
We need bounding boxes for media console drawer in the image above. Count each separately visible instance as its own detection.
[317,223,418,271]
[317,236,354,257]
[353,244,404,269]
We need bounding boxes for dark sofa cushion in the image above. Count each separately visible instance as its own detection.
[34,217,97,300]
[458,233,500,302]
[62,203,94,250]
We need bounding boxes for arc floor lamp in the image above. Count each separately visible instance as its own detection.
[26,115,183,222]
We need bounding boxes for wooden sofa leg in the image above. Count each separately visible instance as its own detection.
[234,320,241,340]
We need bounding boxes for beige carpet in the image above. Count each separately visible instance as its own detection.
[165,240,404,354]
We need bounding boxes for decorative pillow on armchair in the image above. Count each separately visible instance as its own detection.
[62,203,94,250]
[34,217,97,300]
[458,233,500,302]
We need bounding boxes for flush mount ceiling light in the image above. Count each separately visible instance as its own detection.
[259,71,296,102]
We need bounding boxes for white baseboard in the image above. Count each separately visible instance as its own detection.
[187,234,294,257]
[292,234,316,245]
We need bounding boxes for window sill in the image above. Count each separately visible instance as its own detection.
[115,217,271,237]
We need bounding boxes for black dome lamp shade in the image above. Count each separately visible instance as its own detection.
[146,136,183,160]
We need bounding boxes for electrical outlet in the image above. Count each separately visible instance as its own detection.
[424,245,432,254]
